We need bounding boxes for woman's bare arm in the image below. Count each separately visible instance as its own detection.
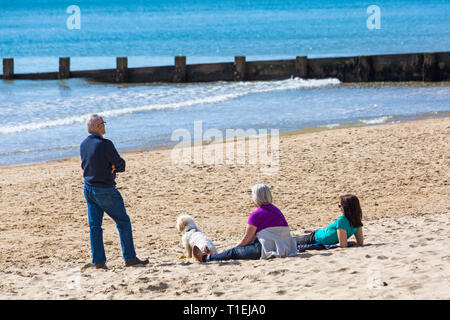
[236,224,257,247]
[337,228,348,248]
[354,227,364,246]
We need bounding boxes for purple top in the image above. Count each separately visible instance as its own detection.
[247,204,289,233]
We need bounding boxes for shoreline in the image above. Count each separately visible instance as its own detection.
[2,112,450,170]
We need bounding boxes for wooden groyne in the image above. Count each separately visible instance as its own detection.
[2,52,449,83]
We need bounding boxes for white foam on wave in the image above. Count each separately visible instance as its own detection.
[325,123,340,129]
[0,144,79,156]
[0,78,340,135]
[323,115,393,129]
[359,116,393,125]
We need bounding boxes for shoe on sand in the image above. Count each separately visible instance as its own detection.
[94,264,107,270]
[192,246,206,262]
[125,258,149,267]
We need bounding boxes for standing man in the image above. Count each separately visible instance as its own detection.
[80,114,148,269]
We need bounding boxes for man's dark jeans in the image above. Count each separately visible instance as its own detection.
[84,184,136,265]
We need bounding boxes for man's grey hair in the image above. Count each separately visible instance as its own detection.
[86,114,103,133]
[251,183,273,206]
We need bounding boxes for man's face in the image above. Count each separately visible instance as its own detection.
[98,119,106,135]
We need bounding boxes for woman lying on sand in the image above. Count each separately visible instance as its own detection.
[296,194,364,248]
[193,183,297,262]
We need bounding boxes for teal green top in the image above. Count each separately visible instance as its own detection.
[314,216,360,245]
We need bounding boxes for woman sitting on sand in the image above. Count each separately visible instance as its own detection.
[296,194,364,248]
[193,183,297,262]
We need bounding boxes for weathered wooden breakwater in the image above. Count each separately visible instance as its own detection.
[2,51,449,83]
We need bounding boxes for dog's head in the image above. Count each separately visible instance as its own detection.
[176,214,198,233]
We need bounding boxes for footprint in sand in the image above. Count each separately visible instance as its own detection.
[266,270,285,276]
[145,282,169,292]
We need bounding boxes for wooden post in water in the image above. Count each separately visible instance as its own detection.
[174,56,186,82]
[295,56,308,79]
[234,56,246,81]
[59,57,70,79]
[357,56,374,82]
[3,58,14,80]
[423,53,438,81]
[116,57,128,83]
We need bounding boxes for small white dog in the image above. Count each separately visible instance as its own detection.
[176,214,217,258]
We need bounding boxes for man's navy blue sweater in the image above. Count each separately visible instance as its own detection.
[80,133,126,188]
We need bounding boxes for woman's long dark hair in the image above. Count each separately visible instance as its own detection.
[340,194,363,228]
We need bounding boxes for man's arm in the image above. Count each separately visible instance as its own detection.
[105,140,126,172]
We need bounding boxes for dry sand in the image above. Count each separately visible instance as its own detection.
[0,117,449,299]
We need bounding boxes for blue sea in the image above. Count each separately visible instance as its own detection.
[0,0,449,166]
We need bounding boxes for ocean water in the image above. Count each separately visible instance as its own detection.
[0,0,450,166]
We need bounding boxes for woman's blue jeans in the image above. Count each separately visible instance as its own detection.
[84,184,137,265]
[207,240,262,261]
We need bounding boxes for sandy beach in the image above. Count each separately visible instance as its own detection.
[0,117,449,300]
